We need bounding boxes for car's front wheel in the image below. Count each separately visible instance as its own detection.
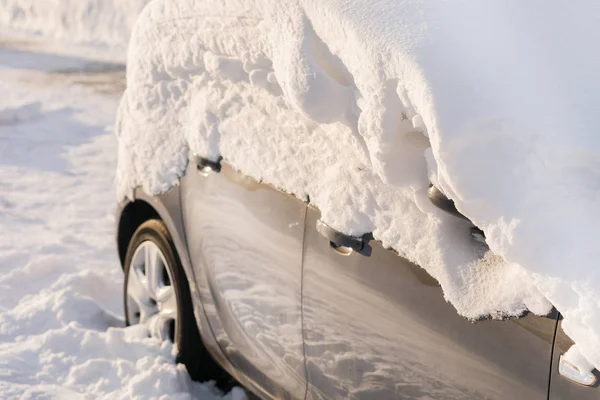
[123,218,228,384]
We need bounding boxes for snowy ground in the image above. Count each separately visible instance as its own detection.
[0,36,242,399]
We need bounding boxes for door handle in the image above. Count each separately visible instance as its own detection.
[193,153,221,175]
[316,220,363,255]
[559,354,598,386]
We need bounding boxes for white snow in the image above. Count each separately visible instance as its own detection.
[0,102,40,124]
[0,38,242,399]
[0,0,150,60]
[116,0,600,373]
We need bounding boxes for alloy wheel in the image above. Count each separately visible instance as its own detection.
[126,240,177,342]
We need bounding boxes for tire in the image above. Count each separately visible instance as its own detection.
[123,219,229,384]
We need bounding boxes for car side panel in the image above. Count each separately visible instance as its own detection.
[302,207,557,399]
[181,161,307,400]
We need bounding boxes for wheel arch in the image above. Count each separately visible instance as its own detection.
[117,198,161,268]
[117,186,189,267]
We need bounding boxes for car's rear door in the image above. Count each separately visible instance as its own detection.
[181,157,307,399]
[302,206,558,399]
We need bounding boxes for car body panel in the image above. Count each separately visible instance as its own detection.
[302,206,557,399]
[180,160,307,400]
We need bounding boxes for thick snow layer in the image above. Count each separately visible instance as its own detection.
[116,0,600,372]
[0,39,242,399]
[0,0,149,59]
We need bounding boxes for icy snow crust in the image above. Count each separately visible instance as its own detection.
[117,0,600,369]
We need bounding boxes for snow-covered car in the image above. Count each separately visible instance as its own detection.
[116,162,591,400]
[115,0,600,399]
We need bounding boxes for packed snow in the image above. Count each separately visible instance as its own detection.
[116,0,600,373]
[0,0,150,60]
[0,37,243,399]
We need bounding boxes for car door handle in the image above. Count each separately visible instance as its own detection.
[193,153,221,175]
[316,220,363,255]
[559,354,598,386]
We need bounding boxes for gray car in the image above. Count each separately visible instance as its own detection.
[116,155,596,399]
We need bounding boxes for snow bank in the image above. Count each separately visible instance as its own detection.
[0,0,149,58]
[0,102,40,125]
[0,45,242,398]
[116,0,600,372]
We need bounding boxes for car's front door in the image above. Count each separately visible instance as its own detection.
[302,206,558,399]
[181,157,307,399]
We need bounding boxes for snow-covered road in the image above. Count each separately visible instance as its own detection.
[0,37,242,399]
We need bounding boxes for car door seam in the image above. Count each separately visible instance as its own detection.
[300,205,310,400]
[547,313,559,400]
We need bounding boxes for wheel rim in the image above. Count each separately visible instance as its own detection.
[126,240,177,342]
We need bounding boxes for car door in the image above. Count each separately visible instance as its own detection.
[302,206,558,399]
[180,156,307,400]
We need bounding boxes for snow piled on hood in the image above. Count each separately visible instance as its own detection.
[116,0,600,371]
[0,0,149,58]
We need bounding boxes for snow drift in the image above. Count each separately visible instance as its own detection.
[0,0,149,57]
[116,0,600,372]
[0,55,245,398]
